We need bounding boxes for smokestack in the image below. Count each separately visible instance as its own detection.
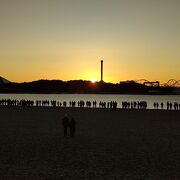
[101,60,103,82]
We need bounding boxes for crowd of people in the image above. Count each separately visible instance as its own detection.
[122,101,147,109]
[153,101,180,110]
[0,98,179,110]
[0,99,118,109]
[0,99,34,107]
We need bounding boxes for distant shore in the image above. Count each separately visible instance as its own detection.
[1,92,179,95]
[0,107,179,179]
[1,79,179,95]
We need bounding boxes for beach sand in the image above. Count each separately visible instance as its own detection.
[0,107,179,179]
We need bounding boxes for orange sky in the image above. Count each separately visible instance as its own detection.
[0,0,179,83]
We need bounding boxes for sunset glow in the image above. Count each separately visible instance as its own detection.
[0,0,179,83]
[90,78,97,83]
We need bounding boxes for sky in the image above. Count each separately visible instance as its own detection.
[0,0,180,83]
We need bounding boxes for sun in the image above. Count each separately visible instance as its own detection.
[90,77,97,83]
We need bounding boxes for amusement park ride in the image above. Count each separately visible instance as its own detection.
[135,79,180,87]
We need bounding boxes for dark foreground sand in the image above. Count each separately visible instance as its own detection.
[0,107,179,179]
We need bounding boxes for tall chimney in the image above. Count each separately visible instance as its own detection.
[101,60,103,82]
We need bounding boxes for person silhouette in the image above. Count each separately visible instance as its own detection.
[69,117,76,137]
[161,102,164,109]
[62,114,69,137]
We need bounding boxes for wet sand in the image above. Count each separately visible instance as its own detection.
[0,107,179,179]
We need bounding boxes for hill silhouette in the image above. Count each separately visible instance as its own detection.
[0,79,173,94]
[0,76,11,84]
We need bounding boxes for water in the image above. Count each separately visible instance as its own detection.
[0,94,179,109]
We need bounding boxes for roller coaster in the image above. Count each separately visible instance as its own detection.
[135,79,180,87]
[161,79,180,87]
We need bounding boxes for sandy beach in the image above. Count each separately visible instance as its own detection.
[0,106,179,179]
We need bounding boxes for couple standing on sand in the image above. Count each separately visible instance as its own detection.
[62,114,76,137]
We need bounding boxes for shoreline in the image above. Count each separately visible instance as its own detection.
[0,105,180,111]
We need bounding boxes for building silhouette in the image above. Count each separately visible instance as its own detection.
[101,60,103,82]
